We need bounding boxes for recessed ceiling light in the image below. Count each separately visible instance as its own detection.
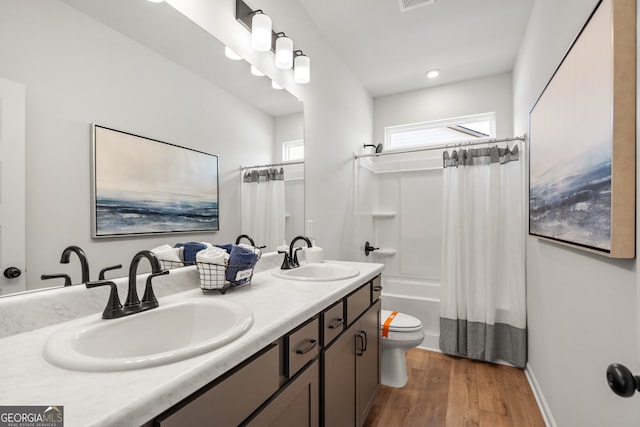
[224,46,242,61]
[250,65,265,77]
[426,69,440,79]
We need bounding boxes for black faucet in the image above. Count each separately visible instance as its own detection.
[125,250,164,308]
[60,245,90,284]
[235,234,267,250]
[86,250,168,319]
[288,236,312,268]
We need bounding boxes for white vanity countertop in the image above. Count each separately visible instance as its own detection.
[0,261,383,427]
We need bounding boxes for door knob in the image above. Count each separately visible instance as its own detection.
[3,267,21,279]
[606,363,640,397]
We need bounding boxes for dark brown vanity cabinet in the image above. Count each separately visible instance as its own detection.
[322,281,381,427]
[153,275,381,427]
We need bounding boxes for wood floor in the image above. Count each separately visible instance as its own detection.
[363,349,546,427]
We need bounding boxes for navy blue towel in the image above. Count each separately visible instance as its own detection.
[215,244,234,254]
[175,242,208,266]
[226,245,258,285]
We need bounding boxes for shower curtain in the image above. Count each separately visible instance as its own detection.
[240,167,285,252]
[439,143,527,368]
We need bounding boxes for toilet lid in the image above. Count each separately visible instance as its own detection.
[380,309,422,332]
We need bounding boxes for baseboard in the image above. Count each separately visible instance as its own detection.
[525,363,556,427]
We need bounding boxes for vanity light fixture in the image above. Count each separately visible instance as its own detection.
[224,46,243,60]
[236,0,311,85]
[275,33,294,70]
[426,69,440,79]
[251,65,265,77]
[272,80,283,90]
[251,10,272,52]
[293,51,310,84]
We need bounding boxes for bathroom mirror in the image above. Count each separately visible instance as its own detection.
[0,0,304,297]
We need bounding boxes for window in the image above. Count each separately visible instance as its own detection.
[384,112,496,151]
[282,139,304,161]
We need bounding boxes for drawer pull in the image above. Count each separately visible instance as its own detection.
[373,285,383,292]
[327,318,344,330]
[295,339,318,355]
[355,332,365,356]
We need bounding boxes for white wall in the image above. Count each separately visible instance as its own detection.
[513,0,639,425]
[0,0,274,288]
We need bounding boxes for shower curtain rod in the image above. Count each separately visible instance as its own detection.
[353,135,527,159]
[240,160,304,170]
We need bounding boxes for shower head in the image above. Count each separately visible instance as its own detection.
[363,143,383,154]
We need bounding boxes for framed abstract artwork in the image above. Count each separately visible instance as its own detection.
[528,0,635,258]
[91,125,219,238]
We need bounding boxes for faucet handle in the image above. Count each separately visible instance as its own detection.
[98,264,123,280]
[86,280,123,319]
[141,270,169,306]
[278,250,293,270]
[292,247,304,268]
[41,273,72,287]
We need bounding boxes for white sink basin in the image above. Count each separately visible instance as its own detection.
[43,299,253,372]
[271,262,359,282]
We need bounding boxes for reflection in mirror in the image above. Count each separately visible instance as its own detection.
[0,0,303,297]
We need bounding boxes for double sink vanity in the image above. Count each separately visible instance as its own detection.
[0,255,384,427]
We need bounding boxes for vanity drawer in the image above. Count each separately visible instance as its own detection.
[286,317,319,378]
[347,284,370,326]
[156,343,279,427]
[322,300,344,346]
[371,276,382,302]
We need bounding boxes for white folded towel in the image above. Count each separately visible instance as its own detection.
[151,245,182,263]
[196,247,229,288]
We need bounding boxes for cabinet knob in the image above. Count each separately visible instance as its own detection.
[3,267,21,279]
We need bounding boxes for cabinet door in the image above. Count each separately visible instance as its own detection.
[245,360,319,427]
[322,323,356,427]
[357,300,380,427]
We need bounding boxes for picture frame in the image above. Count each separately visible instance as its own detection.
[528,0,635,258]
[91,125,219,238]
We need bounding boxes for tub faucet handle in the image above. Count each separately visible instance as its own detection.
[364,241,379,256]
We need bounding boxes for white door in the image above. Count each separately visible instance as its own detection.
[0,78,26,295]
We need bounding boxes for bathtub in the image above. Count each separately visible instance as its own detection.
[380,276,441,351]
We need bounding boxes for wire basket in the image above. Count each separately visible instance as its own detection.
[196,253,261,294]
[158,259,185,270]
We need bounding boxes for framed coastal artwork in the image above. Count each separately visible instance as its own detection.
[528,0,635,258]
[91,125,219,238]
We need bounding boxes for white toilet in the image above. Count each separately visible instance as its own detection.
[380,309,425,388]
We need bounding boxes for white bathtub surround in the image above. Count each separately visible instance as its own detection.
[440,142,527,368]
[0,260,383,427]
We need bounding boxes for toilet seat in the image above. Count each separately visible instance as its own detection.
[380,309,422,333]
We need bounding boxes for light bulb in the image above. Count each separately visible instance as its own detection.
[275,36,293,69]
[251,12,272,52]
[294,54,310,84]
